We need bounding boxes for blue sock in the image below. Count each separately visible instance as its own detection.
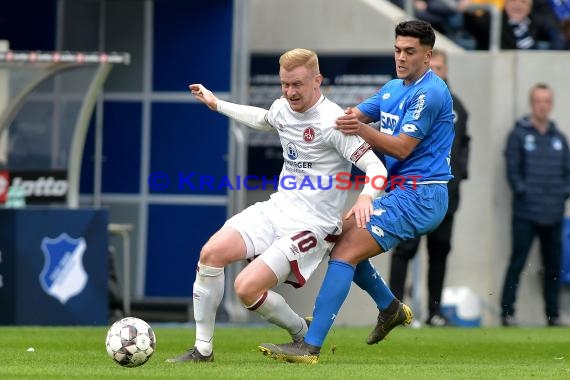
[304,260,355,348]
[353,259,395,310]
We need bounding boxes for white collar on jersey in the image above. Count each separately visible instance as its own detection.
[403,69,431,87]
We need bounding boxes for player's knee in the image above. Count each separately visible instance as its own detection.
[329,250,360,266]
[199,243,232,268]
[234,273,254,304]
[329,235,374,265]
[199,243,217,264]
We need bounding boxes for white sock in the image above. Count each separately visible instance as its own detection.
[247,290,307,341]
[193,263,224,356]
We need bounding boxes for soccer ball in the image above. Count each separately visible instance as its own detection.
[105,317,156,367]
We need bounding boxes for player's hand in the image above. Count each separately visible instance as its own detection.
[188,84,218,111]
[344,194,373,229]
[335,108,364,135]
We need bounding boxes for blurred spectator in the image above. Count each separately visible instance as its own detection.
[559,18,570,48]
[548,0,570,21]
[390,0,472,36]
[500,83,570,327]
[547,0,570,49]
[464,0,555,50]
[470,0,504,8]
[532,0,566,48]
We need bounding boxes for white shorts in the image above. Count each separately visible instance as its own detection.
[224,197,337,288]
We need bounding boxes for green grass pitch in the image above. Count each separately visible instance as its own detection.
[0,325,568,379]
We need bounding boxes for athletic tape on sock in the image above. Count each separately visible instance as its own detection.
[197,263,224,277]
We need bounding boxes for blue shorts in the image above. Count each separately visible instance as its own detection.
[366,183,448,251]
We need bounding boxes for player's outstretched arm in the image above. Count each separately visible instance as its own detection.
[336,108,419,160]
[189,83,273,131]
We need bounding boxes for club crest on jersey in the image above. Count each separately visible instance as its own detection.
[303,127,315,143]
[286,142,298,160]
[39,233,88,304]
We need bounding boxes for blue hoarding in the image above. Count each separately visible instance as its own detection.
[0,208,108,325]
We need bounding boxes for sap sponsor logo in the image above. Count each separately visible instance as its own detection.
[413,94,426,120]
[39,233,88,304]
[380,111,399,135]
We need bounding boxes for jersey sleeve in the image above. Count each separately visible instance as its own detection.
[264,98,287,129]
[322,126,372,164]
[356,90,384,122]
[400,86,446,140]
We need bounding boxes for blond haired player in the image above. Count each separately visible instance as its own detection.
[167,48,388,362]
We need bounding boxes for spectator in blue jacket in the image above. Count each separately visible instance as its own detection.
[501,83,570,327]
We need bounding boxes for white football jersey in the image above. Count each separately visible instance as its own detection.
[264,95,371,237]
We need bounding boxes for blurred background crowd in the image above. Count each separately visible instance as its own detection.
[392,0,570,50]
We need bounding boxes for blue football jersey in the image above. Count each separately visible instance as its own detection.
[357,69,454,185]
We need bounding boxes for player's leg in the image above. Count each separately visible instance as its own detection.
[355,238,420,335]
[235,255,309,342]
[353,258,414,344]
[354,259,397,309]
[425,213,454,325]
[193,227,247,356]
[500,217,535,326]
[328,220,413,346]
[307,218,385,346]
[235,230,331,342]
[388,237,421,301]
[168,201,273,363]
[257,221,381,363]
[260,185,448,363]
[166,226,247,363]
[333,188,448,345]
